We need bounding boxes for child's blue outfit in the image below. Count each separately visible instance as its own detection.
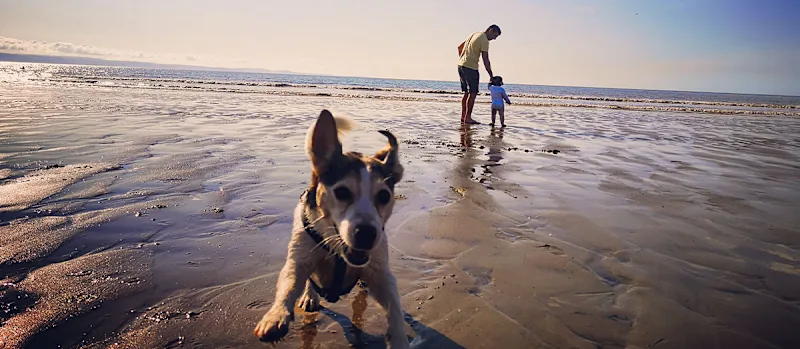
[489,85,511,110]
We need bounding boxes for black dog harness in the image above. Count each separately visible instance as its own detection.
[301,190,360,303]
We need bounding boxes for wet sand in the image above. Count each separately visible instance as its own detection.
[1,85,799,349]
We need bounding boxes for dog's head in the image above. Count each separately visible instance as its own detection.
[305,110,404,267]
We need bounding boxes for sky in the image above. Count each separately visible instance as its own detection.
[1,0,798,95]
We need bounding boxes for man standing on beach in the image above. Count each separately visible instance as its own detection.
[458,24,501,124]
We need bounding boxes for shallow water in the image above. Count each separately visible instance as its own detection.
[1,75,800,348]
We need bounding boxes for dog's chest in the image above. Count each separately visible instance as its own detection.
[309,253,362,301]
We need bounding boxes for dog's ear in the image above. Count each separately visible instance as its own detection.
[307,110,343,175]
[375,130,404,184]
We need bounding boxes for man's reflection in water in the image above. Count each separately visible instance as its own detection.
[459,123,474,149]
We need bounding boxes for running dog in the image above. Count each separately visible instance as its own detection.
[254,110,409,348]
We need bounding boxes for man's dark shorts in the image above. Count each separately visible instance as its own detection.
[458,65,479,94]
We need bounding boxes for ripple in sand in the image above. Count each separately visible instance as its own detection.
[0,163,121,213]
[0,248,151,349]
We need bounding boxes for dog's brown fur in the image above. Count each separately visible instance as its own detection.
[254,110,409,348]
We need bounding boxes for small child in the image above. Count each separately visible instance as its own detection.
[488,76,511,127]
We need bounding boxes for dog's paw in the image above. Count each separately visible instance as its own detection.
[298,291,320,312]
[253,308,293,343]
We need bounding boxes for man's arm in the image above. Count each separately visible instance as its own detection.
[458,41,465,56]
[481,51,493,79]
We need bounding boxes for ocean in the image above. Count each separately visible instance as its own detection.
[1,62,798,117]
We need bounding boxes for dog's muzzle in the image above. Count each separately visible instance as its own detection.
[352,224,377,250]
[345,224,379,266]
[344,248,370,266]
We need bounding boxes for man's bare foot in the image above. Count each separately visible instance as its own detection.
[465,119,481,125]
[501,124,506,128]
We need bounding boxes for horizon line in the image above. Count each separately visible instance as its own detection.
[1,52,798,98]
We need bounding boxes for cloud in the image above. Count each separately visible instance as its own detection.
[0,36,159,60]
[0,36,228,66]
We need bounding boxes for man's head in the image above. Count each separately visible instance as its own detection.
[486,24,501,40]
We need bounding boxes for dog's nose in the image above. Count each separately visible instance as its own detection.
[353,225,377,250]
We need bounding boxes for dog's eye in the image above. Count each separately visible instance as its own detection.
[376,190,392,205]
[333,187,353,202]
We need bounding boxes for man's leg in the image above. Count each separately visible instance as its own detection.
[464,68,480,124]
[465,92,478,123]
[461,92,469,122]
[458,66,469,122]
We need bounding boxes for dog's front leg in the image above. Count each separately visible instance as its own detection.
[254,254,308,343]
[365,269,409,349]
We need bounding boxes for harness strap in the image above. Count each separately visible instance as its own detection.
[301,190,358,303]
